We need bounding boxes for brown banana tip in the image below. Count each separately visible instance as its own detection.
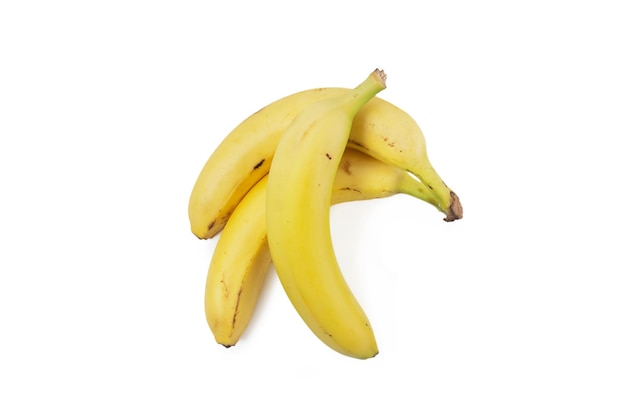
[374,68,387,86]
[444,191,463,222]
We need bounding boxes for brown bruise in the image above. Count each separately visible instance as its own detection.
[338,187,361,193]
[339,159,352,175]
[253,159,265,170]
[382,137,396,148]
[231,287,243,333]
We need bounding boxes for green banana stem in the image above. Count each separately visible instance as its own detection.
[345,69,387,119]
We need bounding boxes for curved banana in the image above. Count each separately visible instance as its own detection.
[189,82,462,240]
[206,148,438,347]
[265,69,387,359]
[189,88,341,239]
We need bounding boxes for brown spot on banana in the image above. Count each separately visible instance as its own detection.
[339,160,352,175]
[338,187,361,193]
[220,274,229,297]
[382,137,395,147]
[206,220,216,235]
[325,153,332,160]
[231,287,243,332]
[253,159,265,170]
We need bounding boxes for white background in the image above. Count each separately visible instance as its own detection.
[1,0,625,415]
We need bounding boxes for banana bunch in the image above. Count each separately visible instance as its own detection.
[189,69,463,359]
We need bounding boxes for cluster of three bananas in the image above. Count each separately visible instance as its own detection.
[188,69,463,359]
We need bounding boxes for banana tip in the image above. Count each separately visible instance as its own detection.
[444,191,463,222]
[373,68,387,87]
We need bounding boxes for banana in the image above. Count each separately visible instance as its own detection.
[189,88,343,239]
[206,148,439,347]
[265,69,387,359]
[188,80,462,240]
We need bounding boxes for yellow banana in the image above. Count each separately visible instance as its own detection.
[188,80,462,239]
[266,69,387,359]
[206,148,439,347]
[189,88,343,239]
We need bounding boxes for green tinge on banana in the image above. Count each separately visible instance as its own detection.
[205,148,439,347]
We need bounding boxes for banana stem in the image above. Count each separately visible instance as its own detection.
[345,69,387,118]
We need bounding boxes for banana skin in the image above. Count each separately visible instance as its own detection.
[266,69,387,359]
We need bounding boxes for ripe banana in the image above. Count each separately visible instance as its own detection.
[188,81,462,240]
[205,148,439,347]
[265,69,387,359]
